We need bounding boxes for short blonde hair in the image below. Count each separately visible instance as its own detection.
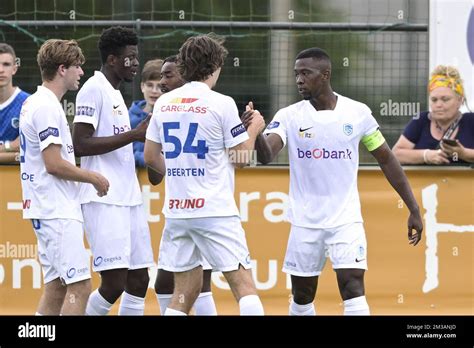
[141,59,163,82]
[37,39,85,81]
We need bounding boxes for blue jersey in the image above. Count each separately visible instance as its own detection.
[0,88,30,141]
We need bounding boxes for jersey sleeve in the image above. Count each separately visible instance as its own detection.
[263,108,288,146]
[221,96,249,148]
[73,84,102,129]
[32,106,63,152]
[146,109,162,144]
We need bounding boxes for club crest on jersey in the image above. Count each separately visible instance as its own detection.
[11,117,19,129]
[343,123,353,136]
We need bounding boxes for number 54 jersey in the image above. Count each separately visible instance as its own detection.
[146,81,249,219]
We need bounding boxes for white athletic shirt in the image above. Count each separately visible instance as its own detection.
[264,93,380,228]
[146,81,249,218]
[19,86,82,221]
[74,71,142,206]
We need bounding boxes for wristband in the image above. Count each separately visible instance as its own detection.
[423,149,429,164]
[4,140,12,152]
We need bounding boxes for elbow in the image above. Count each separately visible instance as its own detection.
[73,142,86,157]
[45,163,59,176]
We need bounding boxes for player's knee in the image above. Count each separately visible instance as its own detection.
[126,269,150,297]
[154,270,174,294]
[67,279,92,300]
[292,284,316,304]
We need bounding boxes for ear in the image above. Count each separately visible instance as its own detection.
[106,54,116,67]
[57,64,67,77]
[322,69,331,81]
[11,60,18,76]
[140,82,146,94]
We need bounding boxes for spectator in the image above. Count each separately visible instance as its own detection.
[393,65,474,164]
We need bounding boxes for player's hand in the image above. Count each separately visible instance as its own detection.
[246,102,266,134]
[407,210,423,246]
[241,102,255,129]
[439,140,465,162]
[91,172,110,197]
[133,113,152,142]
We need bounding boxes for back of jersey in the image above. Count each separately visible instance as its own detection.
[147,81,249,219]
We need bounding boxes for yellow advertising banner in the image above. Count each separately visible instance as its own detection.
[0,165,472,314]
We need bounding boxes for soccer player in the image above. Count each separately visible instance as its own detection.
[148,55,217,315]
[19,39,109,315]
[245,47,423,315]
[0,43,30,163]
[144,34,265,315]
[72,26,154,315]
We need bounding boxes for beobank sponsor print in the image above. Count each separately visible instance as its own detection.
[297,147,353,160]
[160,97,208,114]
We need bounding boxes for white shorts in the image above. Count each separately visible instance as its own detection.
[157,216,252,273]
[282,222,368,277]
[32,218,91,285]
[82,202,155,272]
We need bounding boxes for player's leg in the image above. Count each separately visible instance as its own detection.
[192,216,263,315]
[61,279,92,315]
[119,204,154,315]
[37,278,66,315]
[154,269,174,314]
[166,266,203,314]
[330,223,369,315]
[283,225,326,315]
[82,203,131,315]
[193,269,217,315]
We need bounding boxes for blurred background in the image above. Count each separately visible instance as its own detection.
[0,0,430,163]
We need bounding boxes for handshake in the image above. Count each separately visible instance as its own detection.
[241,101,266,135]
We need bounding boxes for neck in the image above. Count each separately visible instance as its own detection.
[42,81,66,101]
[101,66,121,89]
[310,88,337,111]
[0,84,16,104]
[434,111,461,129]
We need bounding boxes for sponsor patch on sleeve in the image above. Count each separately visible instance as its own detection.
[266,121,280,130]
[76,105,95,117]
[231,123,246,138]
[38,127,59,142]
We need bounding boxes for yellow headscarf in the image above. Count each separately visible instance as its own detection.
[428,74,464,97]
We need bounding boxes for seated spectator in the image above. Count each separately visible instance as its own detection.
[129,59,163,167]
[393,65,474,164]
[0,43,30,164]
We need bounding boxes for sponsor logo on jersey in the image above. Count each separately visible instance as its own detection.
[231,123,246,138]
[297,147,352,160]
[169,198,205,209]
[93,255,122,267]
[298,126,314,138]
[66,144,74,153]
[67,266,88,278]
[160,99,208,114]
[22,199,31,209]
[11,117,19,129]
[170,98,199,104]
[38,127,59,142]
[76,105,95,117]
[266,121,280,130]
[343,123,353,135]
[113,124,131,134]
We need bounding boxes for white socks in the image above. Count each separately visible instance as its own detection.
[118,292,145,315]
[194,292,217,315]
[85,289,113,315]
[289,300,316,316]
[343,296,370,315]
[164,308,187,316]
[156,293,173,315]
[238,295,264,315]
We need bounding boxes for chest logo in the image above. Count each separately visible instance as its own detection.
[343,123,353,136]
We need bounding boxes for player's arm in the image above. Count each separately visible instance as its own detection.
[42,144,109,196]
[241,103,284,164]
[368,132,423,246]
[0,136,21,163]
[0,152,19,164]
[73,114,151,157]
[144,139,165,184]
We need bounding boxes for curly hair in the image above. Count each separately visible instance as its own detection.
[98,26,138,64]
[37,39,85,81]
[177,33,228,82]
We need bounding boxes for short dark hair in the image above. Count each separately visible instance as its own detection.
[98,26,138,64]
[296,47,331,62]
[163,55,178,64]
[141,59,163,82]
[0,43,16,58]
[177,33,228,82]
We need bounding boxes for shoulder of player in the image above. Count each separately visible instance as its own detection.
[336,94,371,113]
[276,100,306,117]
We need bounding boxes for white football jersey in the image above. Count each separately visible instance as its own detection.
[19,86,82,221]
[146,81,249,218]
[74,71,142,206]
[265,93,380,228]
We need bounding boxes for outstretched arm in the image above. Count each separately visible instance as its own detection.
[371,142,423,246]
